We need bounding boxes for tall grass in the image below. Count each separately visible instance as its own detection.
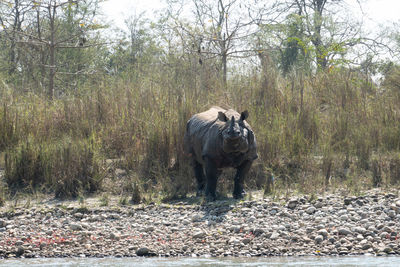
[0,63,400,200]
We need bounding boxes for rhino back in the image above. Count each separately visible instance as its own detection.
[184,107,227,163]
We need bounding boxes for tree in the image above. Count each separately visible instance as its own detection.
[0,0,31,75]
[258,0,363,72]
[168,0,257,86]
[1,0,105,98]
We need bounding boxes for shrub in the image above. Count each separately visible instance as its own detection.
[4,137,104,198]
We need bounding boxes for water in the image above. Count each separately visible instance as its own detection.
[1,256,400,267]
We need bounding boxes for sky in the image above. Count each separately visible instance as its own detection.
[100,0,400,31]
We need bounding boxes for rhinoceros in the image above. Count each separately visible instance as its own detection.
[184,106,258,201]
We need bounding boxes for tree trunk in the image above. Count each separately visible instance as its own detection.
[312,0,328,70]
[48,2,56,99]
[222,52,227,87]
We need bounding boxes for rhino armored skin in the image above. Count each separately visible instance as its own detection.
[184,107,258,201]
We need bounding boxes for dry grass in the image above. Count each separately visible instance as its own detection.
[1,63,400,201]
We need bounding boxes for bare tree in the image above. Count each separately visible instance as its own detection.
[1,0,105,98]
[0,0,31,74]
[168,0,260,86]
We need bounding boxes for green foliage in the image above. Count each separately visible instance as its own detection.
[281,14,311,75]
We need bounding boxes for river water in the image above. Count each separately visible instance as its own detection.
[1,256,400,267]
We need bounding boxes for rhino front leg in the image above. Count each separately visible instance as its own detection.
[204,157,218,201]
[233,160,253,199]
[193,161,205,196]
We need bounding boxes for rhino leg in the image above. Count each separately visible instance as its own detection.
[204,157,218,201]
[193,161,205,196]
[233,160,253,199]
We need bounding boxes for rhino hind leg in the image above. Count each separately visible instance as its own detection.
[204,157,219,201]
[233,160,253,199]
[193,161,205,196]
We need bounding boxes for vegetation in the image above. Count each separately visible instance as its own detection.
[0,0,399,202]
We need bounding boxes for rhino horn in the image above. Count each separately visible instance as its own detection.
[230,116,235,131]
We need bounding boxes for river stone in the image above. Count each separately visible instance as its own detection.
[15,240,24,246]
[315,235,324,243]
[192,214,202,222]
[136,247,149,256]
[16,246,24,257]
[110,232,121,240]
[270,232,279,240]
[287,199,298,209]
[306,207,316,215]
[315,201,324,208]
[354,226,366,234]
[242,238,251,244]
[193,231,206,239]
[317,229,328,238]
[269,208,278,215]
[70,223,82,231]
[388,210,396,218]
[344,198,353,205]
[338,228,352,235]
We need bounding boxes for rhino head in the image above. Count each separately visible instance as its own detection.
[218,110,250,154]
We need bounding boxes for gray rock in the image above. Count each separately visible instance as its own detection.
[354,226,366,234]
[338,228,352,235]
[242,238,251,244]
[253,228,264,236]
[270,232,279,240]
[388,210,396,218]
[306,207,316,215]
[356,234,364,241]
[74,213,84,219]
[70,223,82,231]
[361,242,372,250]
[144,226,155,232]
[379,232,389,239]
[315,201,324,208]
[317,229,328,238]
[192,214,202,222]
[15,240,24,246]
[314,235,324,243]
[287,199,298,209]
[344,198,353,205]
[16,246,24,257]
[110,232,120,240]
[136,247,150,256]
[269,208,278,215]
[193,231,206,239]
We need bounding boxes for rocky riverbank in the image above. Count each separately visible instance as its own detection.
[0,189,400,258]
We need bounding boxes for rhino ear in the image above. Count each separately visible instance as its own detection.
[240,110,249,121]
[218,111,228,122]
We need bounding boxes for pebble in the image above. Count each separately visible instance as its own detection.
[314,235,324,243]
[306,207,316,215]
[338,228,352,235]
[0,190,399,258]
[193,231,206,239]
